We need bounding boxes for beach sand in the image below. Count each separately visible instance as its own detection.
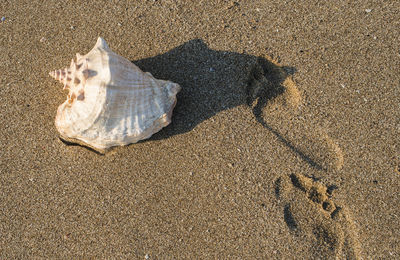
[1,0,399,258]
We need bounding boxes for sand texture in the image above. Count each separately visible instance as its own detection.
[1,0,399,258]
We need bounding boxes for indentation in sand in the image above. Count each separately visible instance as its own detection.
[275,173,362,259]
[286,128,345,171]
[246,54,301,110]
[246,55,344,171]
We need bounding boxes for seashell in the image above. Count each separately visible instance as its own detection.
[49,37,181,152]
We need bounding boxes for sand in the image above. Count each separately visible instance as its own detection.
[1,0,399,258]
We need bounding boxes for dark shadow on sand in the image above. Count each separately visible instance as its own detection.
[134,39,249,139]
[133,39,323,170]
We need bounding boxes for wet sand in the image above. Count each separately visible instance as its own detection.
[1,0,399,258]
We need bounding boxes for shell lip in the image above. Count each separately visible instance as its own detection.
[56,111,173,153]
[58,135,107,154]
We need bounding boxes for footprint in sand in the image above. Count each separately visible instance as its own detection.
[246,54,301,111]
[275,173,362,259]
[246,55,344,171]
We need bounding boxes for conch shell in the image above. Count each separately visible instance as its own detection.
[49,37,181,152]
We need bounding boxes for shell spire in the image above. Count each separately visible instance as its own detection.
[50,56,89,93]
[49,67,71,90]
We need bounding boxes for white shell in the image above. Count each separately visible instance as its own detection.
[49,37,181,152]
